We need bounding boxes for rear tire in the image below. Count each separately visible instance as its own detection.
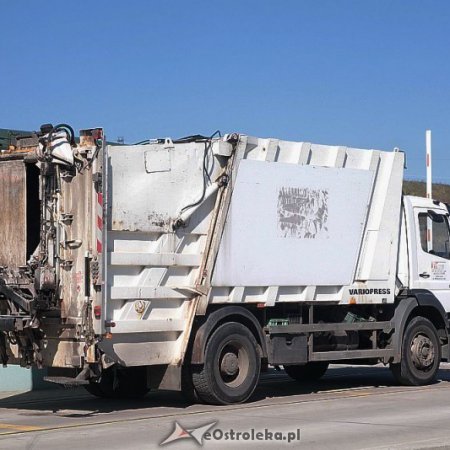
[181,364,202,403]
[390,316,441,386]
[84,366,149,399]
[192,322,261,405]
[84,381,106,398]
[284,362,329,382]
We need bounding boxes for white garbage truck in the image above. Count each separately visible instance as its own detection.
[0,124,449,404]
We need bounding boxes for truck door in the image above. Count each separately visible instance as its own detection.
[412,207,450,311]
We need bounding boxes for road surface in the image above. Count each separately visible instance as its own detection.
[0,364,450,449]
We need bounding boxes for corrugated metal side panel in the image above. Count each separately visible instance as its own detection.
[209,138,404,305]
[0,160,26,266]
[100,143,222,366]
[355,151,404,281]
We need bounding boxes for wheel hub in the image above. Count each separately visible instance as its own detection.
[411,334,435,370]
[220,352,239,376]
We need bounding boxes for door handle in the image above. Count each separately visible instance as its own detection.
[419,272,430,279]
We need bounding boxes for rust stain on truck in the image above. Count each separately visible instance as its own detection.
[0,160,27,266]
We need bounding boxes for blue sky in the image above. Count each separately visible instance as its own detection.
[1,0,449,181]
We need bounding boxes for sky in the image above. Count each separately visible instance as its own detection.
[1,0,450,181]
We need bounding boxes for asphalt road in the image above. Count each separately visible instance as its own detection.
[0,364,450,449]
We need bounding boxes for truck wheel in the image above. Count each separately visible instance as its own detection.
[284,362,329,381]
[192,322,261,405]
[84,366,149,399]
[181,364,201,403]
[84,382,106,398]
[84,367,116,398]
[390,316,441,386]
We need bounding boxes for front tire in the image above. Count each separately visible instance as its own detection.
[192,322,261,405]
[390,316,441,386]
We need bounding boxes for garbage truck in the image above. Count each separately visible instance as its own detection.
[0,124,449,405]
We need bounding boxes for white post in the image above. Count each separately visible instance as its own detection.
[426,130,432,199]
[426,130,433,252]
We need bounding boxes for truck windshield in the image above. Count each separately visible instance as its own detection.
[418,212,450,259]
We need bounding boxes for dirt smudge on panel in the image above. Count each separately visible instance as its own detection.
[277,187,328,238]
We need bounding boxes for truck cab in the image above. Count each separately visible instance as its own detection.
[402,196,450,313]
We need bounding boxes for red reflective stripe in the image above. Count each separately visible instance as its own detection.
[96,192,103,254]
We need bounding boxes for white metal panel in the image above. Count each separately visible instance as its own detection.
[108,143,205,232]
[213,160,375,286]
[355,151,404,281]
[102,141,224,366]
[144,148,171,173]
[396,208,409,287]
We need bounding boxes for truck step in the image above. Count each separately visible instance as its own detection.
[44,376,90,388]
